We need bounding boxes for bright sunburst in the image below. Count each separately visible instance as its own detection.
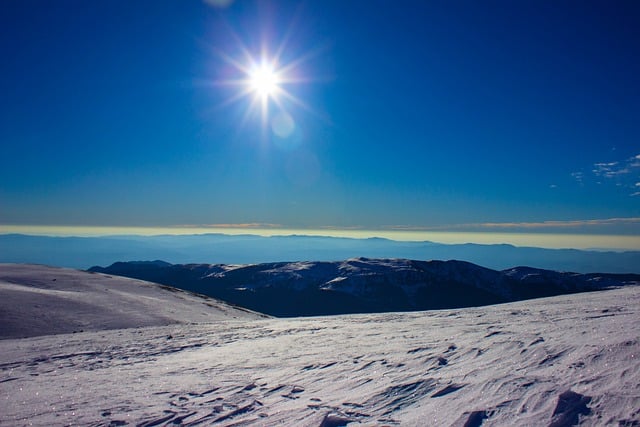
[211,33,319,135]
[249,63,281,99]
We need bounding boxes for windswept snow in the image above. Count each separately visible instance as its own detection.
[0,264,266,339]
[1,266,639,425]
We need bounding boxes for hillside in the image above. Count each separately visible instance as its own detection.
[0,264,267,339]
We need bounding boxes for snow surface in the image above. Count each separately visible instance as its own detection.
[0,264,266,339]
[1,265,639,425]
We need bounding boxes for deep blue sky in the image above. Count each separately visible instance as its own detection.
[1,0,639,237]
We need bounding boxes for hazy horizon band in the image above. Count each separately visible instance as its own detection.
[1,225,639,251]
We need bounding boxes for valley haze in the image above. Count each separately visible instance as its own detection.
[1,232,640,274]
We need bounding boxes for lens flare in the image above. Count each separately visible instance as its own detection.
[205,15,326,139]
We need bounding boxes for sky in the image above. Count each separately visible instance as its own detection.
[1,0,639,246]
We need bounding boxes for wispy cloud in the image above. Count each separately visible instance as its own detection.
[175,223,283,229]
[471,218,640,229]
[592,161,626,178]
[383,218,640,233]
[318,225,366,230]
[572,153,640,195]
[571,171,584,184]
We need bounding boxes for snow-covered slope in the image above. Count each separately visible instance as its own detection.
[90,258,640,317]
[0,264,267,339]
[1,285,638,426]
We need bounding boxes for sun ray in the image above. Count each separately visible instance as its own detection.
[277,89,329,122]
[204,15,330,137]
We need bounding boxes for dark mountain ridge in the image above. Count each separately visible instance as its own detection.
[89,258,640,317]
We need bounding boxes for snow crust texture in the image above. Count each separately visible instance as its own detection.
[1,281,639,426]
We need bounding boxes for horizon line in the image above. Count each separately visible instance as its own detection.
[1,224,639,251]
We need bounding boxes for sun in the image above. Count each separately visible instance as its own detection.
[249,64,281,99]
[211,32,321,132]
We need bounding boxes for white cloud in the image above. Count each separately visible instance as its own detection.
[176,223,283,229]
[473,217,640,229]
[592,155,640,177]
[397,218,640,231]
[592,161,629,178]
[571,171,584,183]
[586,155,640,195]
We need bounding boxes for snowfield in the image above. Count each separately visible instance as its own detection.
[1,264,639,426]
[0,264,266,339]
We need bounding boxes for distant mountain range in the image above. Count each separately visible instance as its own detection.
[2,233,640,273]
[89,258,640,317]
